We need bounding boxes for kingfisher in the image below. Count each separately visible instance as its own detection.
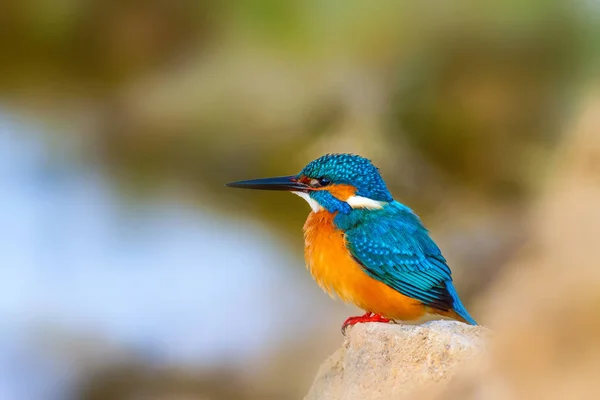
[227,154,476,332]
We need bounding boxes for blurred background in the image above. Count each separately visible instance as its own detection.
[0,0,598,399]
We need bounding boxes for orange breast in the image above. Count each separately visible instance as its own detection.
[303,211,426,321]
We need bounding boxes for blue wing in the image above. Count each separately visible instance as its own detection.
[336,201,475,323]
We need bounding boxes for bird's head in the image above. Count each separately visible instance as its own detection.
[226,154,393,214]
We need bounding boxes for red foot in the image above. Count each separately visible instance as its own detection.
[341,312,391,335]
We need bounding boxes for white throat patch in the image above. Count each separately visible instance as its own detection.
[346,195,385,210]
[292,192,323,212]
[293,192,385,211]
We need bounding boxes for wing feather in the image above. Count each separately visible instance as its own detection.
[341,202,454,311]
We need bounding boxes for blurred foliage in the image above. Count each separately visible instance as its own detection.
[0,0,215,89]
[1,0,597,332]
[76,362,259,400]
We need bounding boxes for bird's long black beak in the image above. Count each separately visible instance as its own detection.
[226,175,310,192]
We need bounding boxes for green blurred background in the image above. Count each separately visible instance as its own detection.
[0,0,598,399]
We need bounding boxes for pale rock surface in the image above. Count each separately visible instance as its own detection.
[305,320,488,400]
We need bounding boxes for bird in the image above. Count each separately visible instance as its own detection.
[226,153,476,332]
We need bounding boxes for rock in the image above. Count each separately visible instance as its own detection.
[305,320,488,400]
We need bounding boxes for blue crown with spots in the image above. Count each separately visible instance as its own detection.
[298,154,393,202]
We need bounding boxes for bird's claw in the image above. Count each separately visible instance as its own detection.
[341,312,391,335]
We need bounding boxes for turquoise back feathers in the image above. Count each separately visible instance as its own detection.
[337,201,477,324]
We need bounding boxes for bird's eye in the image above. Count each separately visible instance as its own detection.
[318,178,331,186]
[309,177,331,188]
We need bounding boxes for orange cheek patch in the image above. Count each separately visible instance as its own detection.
[325,184,356,201]
[298,176,311,185]
[297,175,356,201]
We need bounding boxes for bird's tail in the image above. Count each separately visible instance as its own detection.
[444,281,477,325]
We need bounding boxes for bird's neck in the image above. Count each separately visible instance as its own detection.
[303,209,336,235]
[310,190,352,214]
